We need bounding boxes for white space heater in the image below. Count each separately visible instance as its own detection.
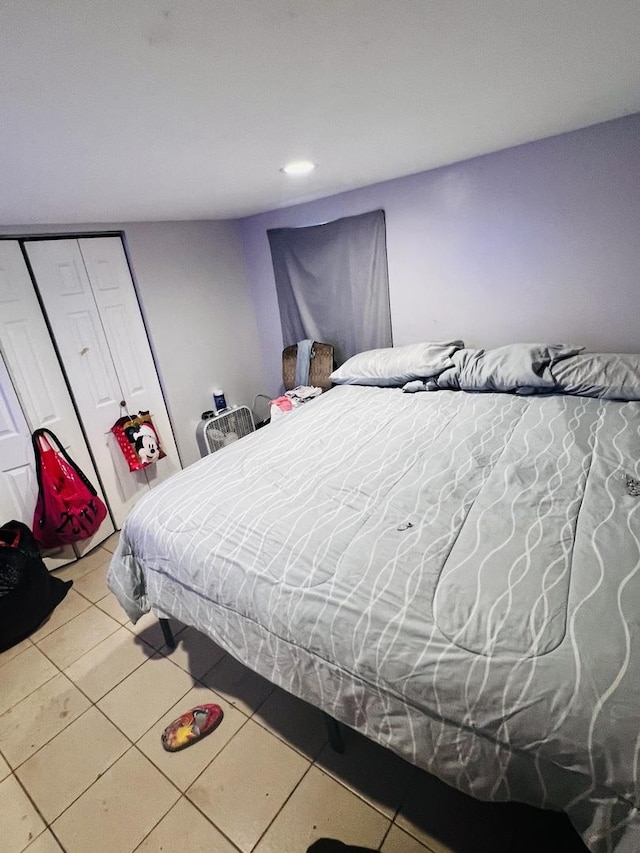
[196,406,255,457]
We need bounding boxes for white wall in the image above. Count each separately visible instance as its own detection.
[0,220,267,467]
[122,221,268,466]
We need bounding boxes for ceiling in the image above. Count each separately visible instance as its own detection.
[1,0,639,225]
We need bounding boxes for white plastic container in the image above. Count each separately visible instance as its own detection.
[213,388,227,412]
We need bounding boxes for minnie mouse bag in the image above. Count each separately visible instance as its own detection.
[111,410,165,472]
[32,429,108,548]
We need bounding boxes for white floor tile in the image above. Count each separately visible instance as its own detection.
[96,592,130,624]
[187,719,308,853]
[382,824,437,852]
[35,606,120,669]
[0,645,58,715]
[0,775,46,852]
[23,829,64,852]
[28,589,91,643]
[73,561,111,602]
[135,796,239,852]
[64,626,156,701]
[52,747,180,853]
[0,673,91,768]
[97,654,194,741]
[253,765,389,853]
[16,707,129,822]
[201,653,274,716]
[0,636,33,666]
[316,726,414,818]
[253,686,328,760]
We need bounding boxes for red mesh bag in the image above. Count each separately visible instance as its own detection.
[32,429,108,549]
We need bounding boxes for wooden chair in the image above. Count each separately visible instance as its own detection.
[282,342,334,392]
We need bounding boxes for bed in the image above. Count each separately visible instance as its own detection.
[108,343,640,853]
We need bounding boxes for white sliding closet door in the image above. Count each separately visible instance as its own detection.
[0,355,38,527]
[77,237,180,490]
[25,237,180,529]
[0,241,114,564]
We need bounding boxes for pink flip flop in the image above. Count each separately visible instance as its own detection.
[161,703,223,752]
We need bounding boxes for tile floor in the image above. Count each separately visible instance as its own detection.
[0,535,589,853]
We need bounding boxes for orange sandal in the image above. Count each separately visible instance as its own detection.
[161,703,223,752]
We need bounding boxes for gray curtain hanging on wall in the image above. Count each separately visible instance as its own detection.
[267,209,392,366]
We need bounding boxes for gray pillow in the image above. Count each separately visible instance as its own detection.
[551,353,640,400]
[330,340,464,386]
[437,343,583,393]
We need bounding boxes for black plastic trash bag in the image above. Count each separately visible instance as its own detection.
[0,520,72,652]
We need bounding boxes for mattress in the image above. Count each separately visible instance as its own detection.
[108,384,640,852]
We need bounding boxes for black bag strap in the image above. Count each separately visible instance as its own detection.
[31,428,99,498]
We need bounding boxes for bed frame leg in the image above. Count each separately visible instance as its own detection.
[323,713,345,753]
[159,618,176,650]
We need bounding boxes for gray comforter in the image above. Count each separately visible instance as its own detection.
[108,385,640,852]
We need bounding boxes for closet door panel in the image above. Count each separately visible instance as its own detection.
[0,241,113,561]
[25,239,149,529]
[78,237,181,483]
[0,354,37,524]
[0,243,67,430]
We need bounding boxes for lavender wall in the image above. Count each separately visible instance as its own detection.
[239,113,640,394]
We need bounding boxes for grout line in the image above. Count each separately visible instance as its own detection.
[129,796,186,853]
[71,575,111,605]
[0,638,34,669]
[311,746,410,824]
[45,743,143,837]
[5,619,159,766]
[29,592,93,643]
[175,705,316,853]
[246,687,329,762]
[250,713,328,762]
[170,786,246,853]
[121,616,186,651]
[93,659,196,740]
[33,605,121,668]
[0,669,59,720]
[8,673,94,772]
[51,551,112,585]
[68,639,158,706]
[248,760,316,852]
[123,711,257,851]
[18,706,132,830]
[48,823,68,853]
[6,763,55,850]
[377,822,392,851]
[11,696,92,769]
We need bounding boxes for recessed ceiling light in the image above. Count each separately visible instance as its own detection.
[280,160,316,176]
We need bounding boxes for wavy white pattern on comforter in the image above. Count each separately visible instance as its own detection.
[108,385,640,852]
